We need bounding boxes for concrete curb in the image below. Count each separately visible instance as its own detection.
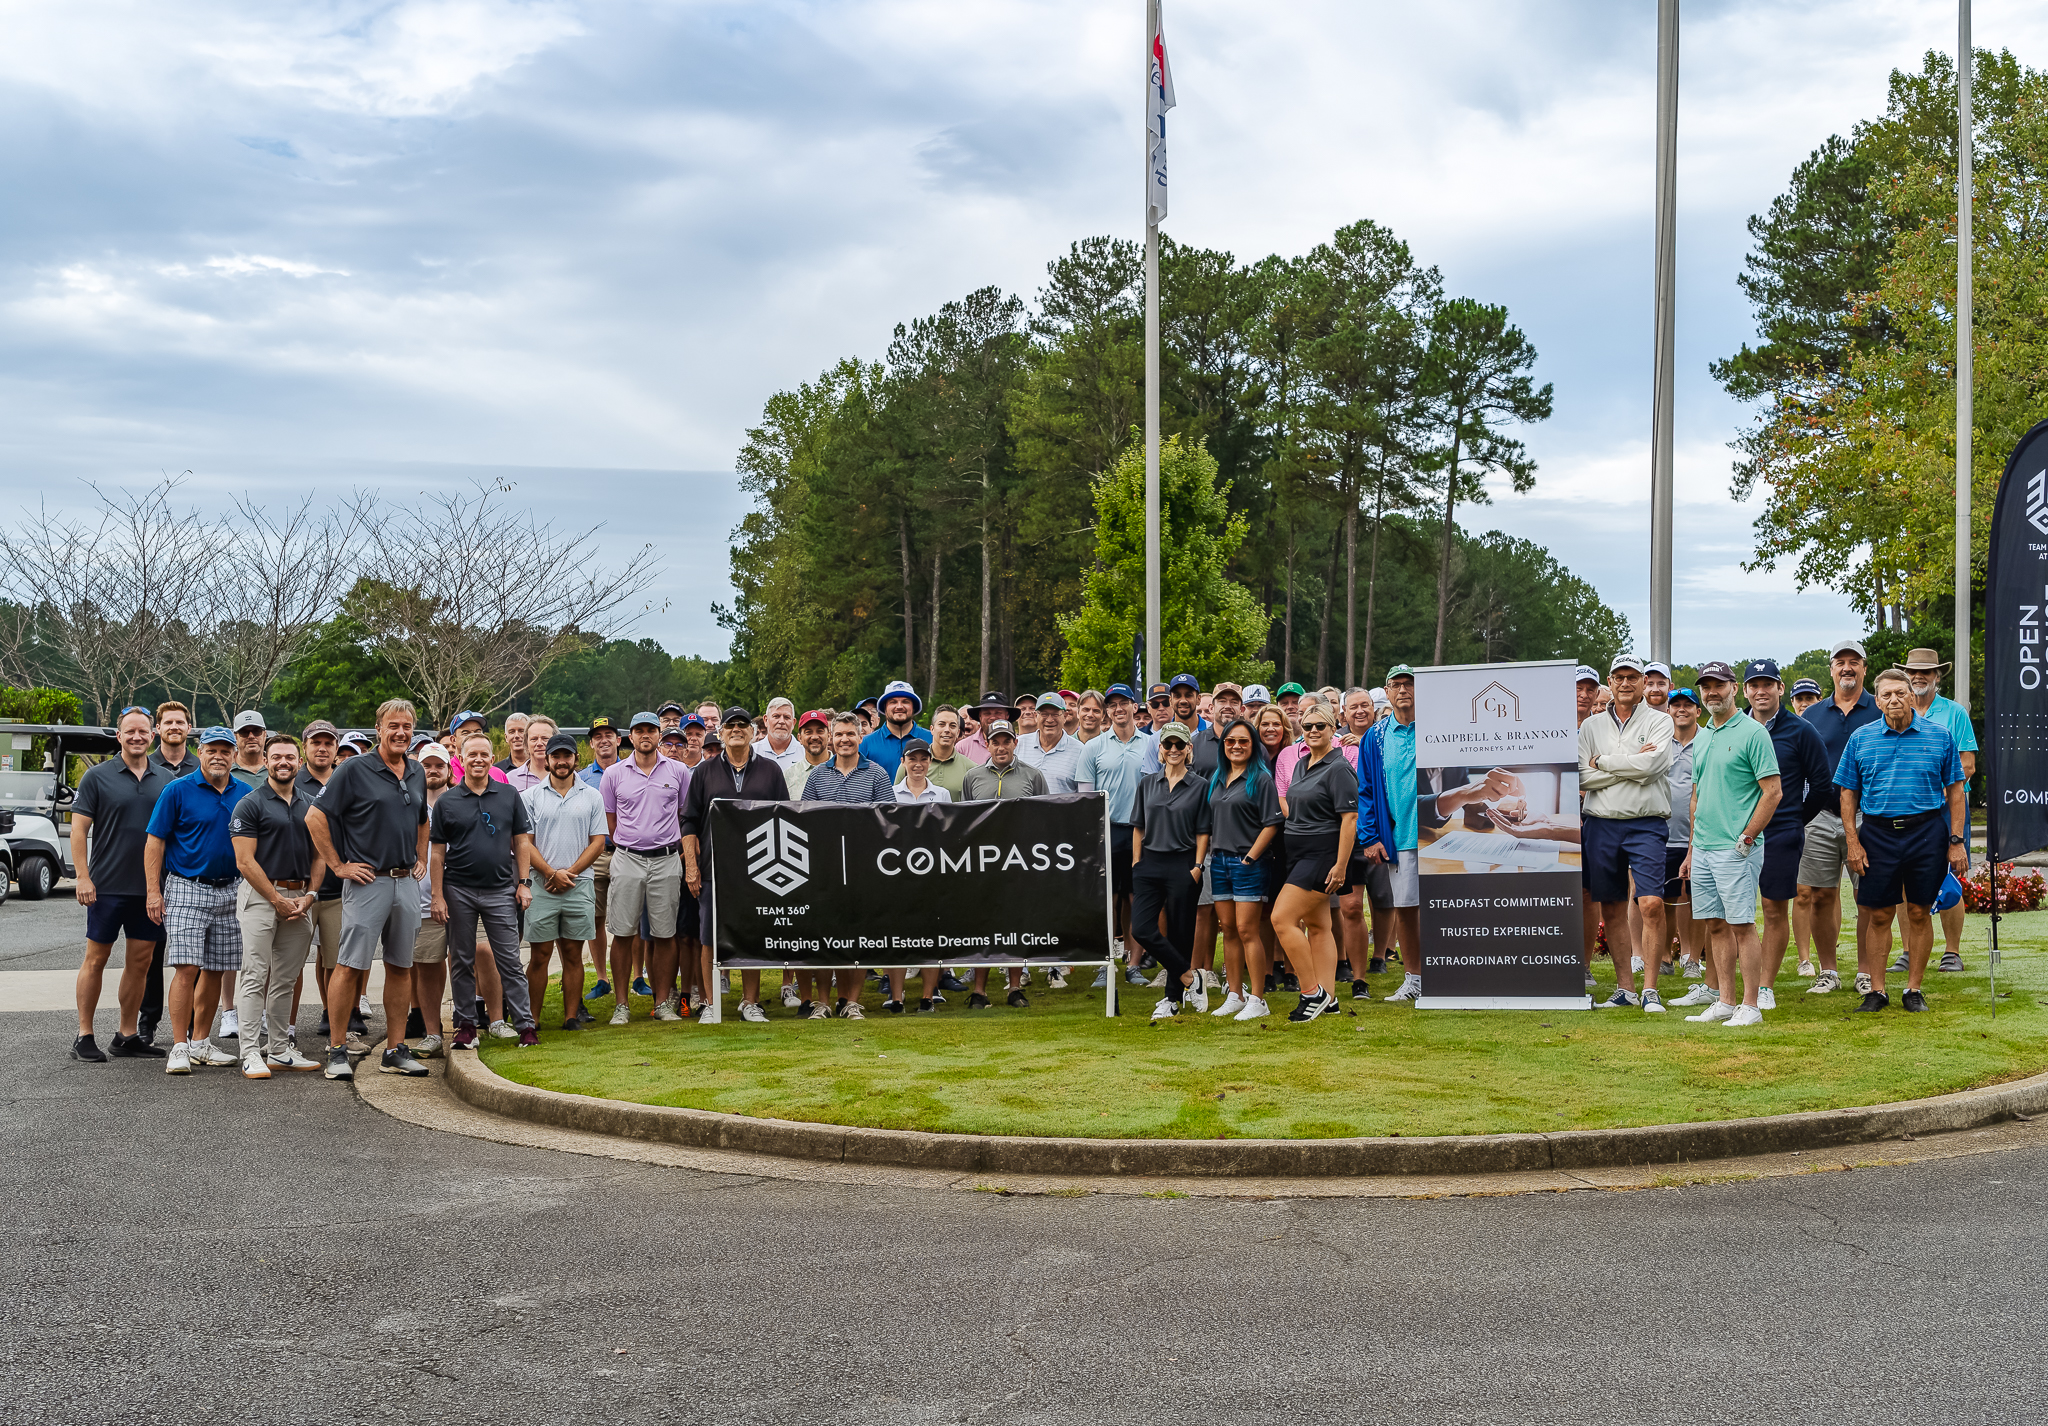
[447,1053,2048,1178]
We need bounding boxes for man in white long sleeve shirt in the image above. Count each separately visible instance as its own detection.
[1578,654,1676,1012]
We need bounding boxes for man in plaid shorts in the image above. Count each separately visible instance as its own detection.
[143,726,249,1075]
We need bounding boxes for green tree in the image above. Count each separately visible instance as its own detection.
[269,611,412,728]
[1057,435,1272,691]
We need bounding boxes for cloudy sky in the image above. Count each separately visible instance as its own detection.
[3,0,2039,667]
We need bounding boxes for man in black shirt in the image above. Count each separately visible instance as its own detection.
[681,708,790,1023]
[230,733,326,1076]
[69,707,175,1061]
[305,699,430,1080]
[133,700,197,1040]
[294,719,352,1041]
[432,731,538,1048]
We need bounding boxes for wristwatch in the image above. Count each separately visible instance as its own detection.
[517,875,532,886]
[1949,835,1966,846]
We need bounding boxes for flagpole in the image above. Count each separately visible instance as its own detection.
[1648,0,1678,667]
[1143,0,1162,692]
[1956,0,1973,710]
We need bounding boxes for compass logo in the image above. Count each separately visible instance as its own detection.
[746,817,809,898]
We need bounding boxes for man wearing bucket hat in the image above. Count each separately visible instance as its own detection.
[858,680,929,779]
[1902,648,1978,974]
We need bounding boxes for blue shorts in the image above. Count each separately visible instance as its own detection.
[1663,845,1688,902]
[1692,842,1763,925]
[1760,824,1804,902]
[1208,852,1269,902]
[1581,815,1670,904]
[85,893,163,946]
[1854,814,1949,910]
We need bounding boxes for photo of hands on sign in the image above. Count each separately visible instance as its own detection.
[1418,762,1582,874]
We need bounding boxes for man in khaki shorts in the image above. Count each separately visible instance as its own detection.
[405,744,455,1055]
[579,716,623,1004]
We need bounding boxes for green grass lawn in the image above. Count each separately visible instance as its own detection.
[480,910,2048,1140]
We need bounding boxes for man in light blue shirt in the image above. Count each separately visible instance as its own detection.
[1361,667,1421,999]
[1017,693,1087,793]
[1902,648,1977,975]
[1075,684,1159,983]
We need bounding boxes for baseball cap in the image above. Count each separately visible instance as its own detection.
[1609,653,1645,674]
[448,709,486,733]
[1057,689,1078,702]
[901,739,932,758]
[1168,673,1201,693]
[984,719,1017,739]
[1830,638,1867,659]
[544,732,579,757]
[198,725,236,746]
[1667,687,1700,706]
[417,741,450,764]
[1790,678,1823,697]
[232,710,266,732]
[1211,681,1244,699]
[854,695,880,713]
[720,705,754,727]
[1156,721,1193,744]
[1275,682,1306,698]
[1105,683,1137,704]
[1696,660,1737,685]
[1575,665,1601,684]
[659,726,687,743]
[1370,687,1390,708]
[878,679,922,714]
[301,719,338,741]
[657,701,686,716]
[587,716,620,736]
[1146,683,1171,703]
[679,713,706,730]
[409,731,436,751]
[628,710,660,729]
[797,708,831,729]
[1743,658,1782,684]
[339,730,373,751]
[1242,684,1272,705]
[1034,692,1065,710]
[1385,665,1416,682]
[1643,661,1671,679]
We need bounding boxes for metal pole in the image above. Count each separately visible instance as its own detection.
[1143,0,1162,692]
[1648,0,1678,666]
[1956,0,1973,709]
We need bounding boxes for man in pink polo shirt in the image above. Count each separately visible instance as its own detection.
[598,711,690,1024]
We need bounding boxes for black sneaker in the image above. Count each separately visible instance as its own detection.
[561,1015,581,1031]
[1335,960,1354,983]
[968,993,991,1009]
[1006,989,1030,1009]
[1287,990,1332,1023]
[70,1034,107,1063]
[885,1000,905,1014]
[380,1045,429,1076]
[134,1018,157,1045]
[1854,990,1890,1013]
[916,998,936,1013]
[1350,979,1368,999]
[108,1032,166,1059]
[316,1012,330,1039]
[937,973,970,992]
[1366,957,1385,975]
[405,1006,426,1038]
[1262,973,1276,994]
[1901,988,1929,1013]
[1279,973,1299,993]
[348,1010,368,1038]
[473,998,488,1026]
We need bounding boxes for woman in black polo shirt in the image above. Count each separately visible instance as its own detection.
[1273,699,1357,1022]
[1130,723,1211,1021]
[1207,719,1282,1021]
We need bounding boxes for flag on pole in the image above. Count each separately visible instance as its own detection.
[1147,2,1175,225]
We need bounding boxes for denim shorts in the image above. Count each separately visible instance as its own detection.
[1208,852,1269,902]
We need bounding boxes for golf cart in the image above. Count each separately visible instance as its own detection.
[0,723,121,899]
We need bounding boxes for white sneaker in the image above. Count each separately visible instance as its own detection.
[688,989,706,1013]
[1641,988,1666,1014]
[739,1001,768,1023]
[1047,968,1069,989]
[1631,955,1645,974]
[1854,971,1873,995]
[1232,995,1270,1021]
[1685,1000,1736,1023]
[358,995,373,1018]
[266,1047,322,1072]
[219,1008,240,1040]
[651,999,682,1022]
[1797,960,1815,978]
[698,1001,722,1025]
[1724,1004,1764,1027]
[1147,969,1168,988]
[1385,974,1422,1002]
[1808,970,1840,994]
[191,1038,238,1067]
[610,1003,630,1026]
[165,1042,192,1075]
[486,1019,517,1039]
[241,1050,271,1079]
[1150,998,1180,1020]
[1213,991,1245,1017]
[838,1000,864,1020]
[1670,984,1719,1007]
[780,983,801,1008]
[1756,987,1777,1011]
[1682,959,1705,979]
[1184,978,1209,1014]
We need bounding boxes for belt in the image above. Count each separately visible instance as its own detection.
[272,879,309,890]
[1868,808,1942,833]
[178,874,238,889]
[380,866,415,877]
[619,842,680,857]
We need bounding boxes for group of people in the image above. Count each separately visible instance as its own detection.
[62,642,1975,1079]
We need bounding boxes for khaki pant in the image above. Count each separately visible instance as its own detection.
[312,896,345,970]
[236,882,315,1053]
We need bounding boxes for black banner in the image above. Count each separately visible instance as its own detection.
[707,794,1112,967]
[1986,417,2048,860]
[1419,872,1587,1000]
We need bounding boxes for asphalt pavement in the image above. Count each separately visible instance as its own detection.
[6,895,2048,1424]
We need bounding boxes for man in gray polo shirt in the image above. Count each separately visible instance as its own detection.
[1017,693,1086,793]
[304,698,430,1081]
[522,732,608,1031]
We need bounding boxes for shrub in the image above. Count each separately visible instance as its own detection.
[1960,863,2046,913]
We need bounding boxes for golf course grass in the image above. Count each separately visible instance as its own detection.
[480,910,2048,1140]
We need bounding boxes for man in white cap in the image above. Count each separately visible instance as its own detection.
[1795,638,1881,995]
[1578,654,1675,1011]
[1902,647,1977,974]
[1643,662,1673,712]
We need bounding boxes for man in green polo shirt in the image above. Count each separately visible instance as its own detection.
[897,704,971,799]
[1680,662,1783,1027]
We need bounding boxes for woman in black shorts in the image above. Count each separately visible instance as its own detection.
[1272,699,1357,1022]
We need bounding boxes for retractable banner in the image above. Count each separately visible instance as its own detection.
[707,794,1112,968]
[1410,659,1591,1010]
[1985,417,2048,861]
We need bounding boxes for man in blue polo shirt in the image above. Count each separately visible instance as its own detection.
[144,727,249,1075]
[1904,647,1978,974]
[858,680,930,779]
[1742,659,1832,1006]
[1075,684,1160,986]
[1796,638,1882,995]
[1836,667,1968,1013]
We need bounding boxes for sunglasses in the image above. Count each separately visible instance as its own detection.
[1148,698,1170,707]
[1300,720,1332,732]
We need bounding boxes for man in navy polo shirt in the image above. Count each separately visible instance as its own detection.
[1743,658,1832,1006]
[1797,638,1883,995]
[859,680,930,779]
[1837,667,1968,1012]
[70,706,175,1062]
[144,727,248,1074]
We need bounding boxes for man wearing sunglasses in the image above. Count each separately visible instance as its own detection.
[432,732,539,1049]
